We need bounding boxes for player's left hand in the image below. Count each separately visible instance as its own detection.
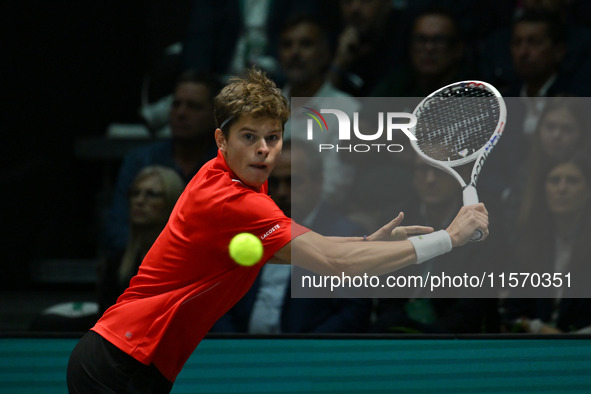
[367,212,434,242]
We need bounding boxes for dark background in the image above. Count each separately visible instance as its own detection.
[1,1,193,290]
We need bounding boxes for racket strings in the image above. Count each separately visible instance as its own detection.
[414,87,500,163]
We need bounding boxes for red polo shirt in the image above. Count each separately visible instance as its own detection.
[92,150,309,382]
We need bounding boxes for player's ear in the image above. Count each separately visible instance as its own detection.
[215,128,227,151]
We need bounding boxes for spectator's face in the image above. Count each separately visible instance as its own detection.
[129,175,168,226]
[340,0,390,35]
[545,162,590,216]
[410,14,462,78]
[216,115,283,188]
[279,22,330,86]
[413,160,459,207]
[539,108,583,161]
[511,22,563,81]
[268,147,291,217]
[170,82,215,140]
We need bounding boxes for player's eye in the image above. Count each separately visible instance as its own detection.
[243,133,255,141]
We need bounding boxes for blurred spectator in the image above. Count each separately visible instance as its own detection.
[279,14,341,100]
[508,10,570,97]
[211,141,371,334]
[502,97,591,245]
[403,0,510,45]
[103,70,221,251]
[329,0,409,96]
[279,13,360,209]
[480,4,591,102]
[478,9,589,204]
[181,0,328,83]
[371,7,477,97]
[501,153,591,334]
[371,154,502,334]
[98,166,185,314]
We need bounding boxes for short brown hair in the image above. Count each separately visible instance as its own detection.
[214,68,290,135]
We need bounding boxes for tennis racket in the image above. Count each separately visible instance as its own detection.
[410,80,506,241]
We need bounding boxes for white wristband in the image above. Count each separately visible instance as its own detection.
[408,230,452,264]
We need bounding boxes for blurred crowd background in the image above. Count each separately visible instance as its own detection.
[2,0,591,336]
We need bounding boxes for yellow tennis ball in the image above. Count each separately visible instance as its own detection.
[229,233,263,266]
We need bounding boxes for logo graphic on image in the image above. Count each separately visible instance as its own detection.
[303,107,328,133]
[299,102,417,153]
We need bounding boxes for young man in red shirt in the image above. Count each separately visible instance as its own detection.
[67,68,489,393]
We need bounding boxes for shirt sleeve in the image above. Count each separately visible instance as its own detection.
[220,192,309,265]
[291,221,310,240]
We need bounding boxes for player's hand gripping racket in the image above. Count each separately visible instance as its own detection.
[410,81,506,241]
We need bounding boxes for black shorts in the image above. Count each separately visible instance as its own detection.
[67,331,173,394]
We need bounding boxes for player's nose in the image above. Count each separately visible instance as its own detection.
[256,139,270,156]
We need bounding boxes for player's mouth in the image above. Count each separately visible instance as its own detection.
[250,163,268,171]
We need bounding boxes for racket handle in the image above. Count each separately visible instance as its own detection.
[462,185,479,205]
[463,186,483,242]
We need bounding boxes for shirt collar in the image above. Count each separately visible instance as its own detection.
[213,150,268,194]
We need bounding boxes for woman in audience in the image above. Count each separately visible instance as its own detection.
[503,97,590,243]
[501,153,591,334]
[98,165,184,313]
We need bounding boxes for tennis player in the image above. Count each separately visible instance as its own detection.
[67,68,489,393]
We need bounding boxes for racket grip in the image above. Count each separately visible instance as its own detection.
[462,185,479,205]
[463,186,483,242]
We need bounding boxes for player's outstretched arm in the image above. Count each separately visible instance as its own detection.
[276,231,418,276]
[321,212,434,243]
[273,204,489,276]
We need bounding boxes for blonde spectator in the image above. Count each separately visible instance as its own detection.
[98,166,184,313]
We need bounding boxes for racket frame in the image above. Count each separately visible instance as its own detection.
[410,80,507,241]
[410,80,507,204]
